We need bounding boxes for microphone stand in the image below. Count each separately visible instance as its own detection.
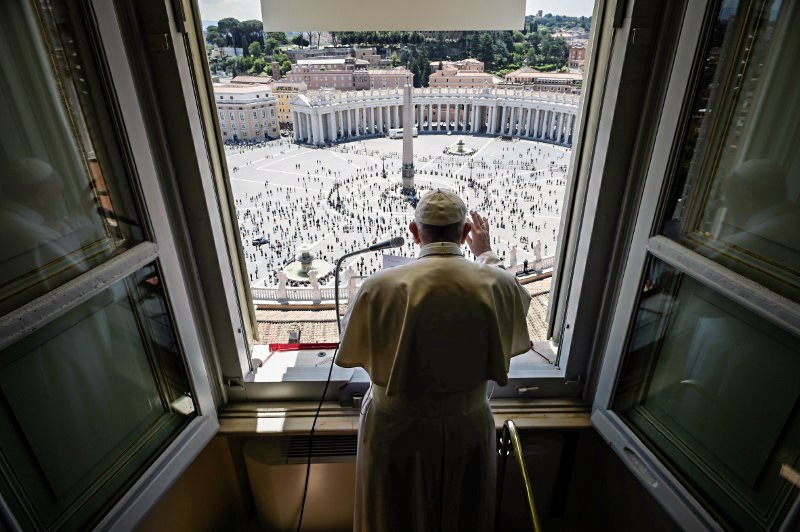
[334,249,362,334]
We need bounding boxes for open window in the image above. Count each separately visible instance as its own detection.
[592,0,800,529]
[0,1,217,529]
[182,0,611,401]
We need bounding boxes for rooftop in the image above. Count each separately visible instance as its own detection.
[298,58,348,65]
[255,277,553,345]
[231,75,273,84]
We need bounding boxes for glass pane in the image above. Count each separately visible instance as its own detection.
[0,1,144,316]
[0,264,196,531]
[663,0,800,301]
[615,257,800,531]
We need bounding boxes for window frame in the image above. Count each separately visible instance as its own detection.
[0,0,218,528]
[591,0,800,528]
[174,0,672,402]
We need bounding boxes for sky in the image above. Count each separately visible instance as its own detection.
[198,0,594,26]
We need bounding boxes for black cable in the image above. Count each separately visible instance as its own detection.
[295,343,340,532]
[296,252,352,532]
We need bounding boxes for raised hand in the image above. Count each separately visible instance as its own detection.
[465,210,492,257]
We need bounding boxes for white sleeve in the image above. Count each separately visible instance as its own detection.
[476,250,504,268]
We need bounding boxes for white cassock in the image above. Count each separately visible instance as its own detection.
[337,241,532,532]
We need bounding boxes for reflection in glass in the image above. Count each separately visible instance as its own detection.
[615,258,800,530]
[0,264,195,531]
[0,1,143,316]
[664,0,800,301]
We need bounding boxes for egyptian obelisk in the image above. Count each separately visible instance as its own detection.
[401,71,415,193]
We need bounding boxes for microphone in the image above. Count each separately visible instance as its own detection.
[368,236,405,251]
[334,235,405,334]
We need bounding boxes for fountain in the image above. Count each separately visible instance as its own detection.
[446,136,476,156]
[282,243,333,283]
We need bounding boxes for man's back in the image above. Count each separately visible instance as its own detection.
[338,252,530,395]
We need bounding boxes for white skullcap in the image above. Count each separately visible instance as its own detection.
[414,188,467,226]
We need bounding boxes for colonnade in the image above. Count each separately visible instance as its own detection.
[290,88,579,147]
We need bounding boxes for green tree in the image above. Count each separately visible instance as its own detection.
[205,25,226,47]
[291,34,308,46]
[264,37,279,54]
[421,59,432,87]
[217,17,241,48]
[477,33,495,67]
[391,51,399,67]
[249,41,263,58]
[249,57,267,74]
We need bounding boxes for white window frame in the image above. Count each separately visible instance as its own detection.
[0,0,218,528]
[169,0,637,403]
[590,0,800,529]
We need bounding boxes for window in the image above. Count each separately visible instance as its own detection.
[229,111,234,120]
[196,4,594,400]
[592,0,800,529]
[219,111,224,121]
[253,111,258,119]
[261,109,266,118]
[0,1,215,529]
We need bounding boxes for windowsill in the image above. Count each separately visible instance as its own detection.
[217,397,591,435]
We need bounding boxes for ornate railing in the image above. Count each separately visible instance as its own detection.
[251,256,555,303]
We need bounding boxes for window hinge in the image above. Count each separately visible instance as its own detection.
[565,373,582,386]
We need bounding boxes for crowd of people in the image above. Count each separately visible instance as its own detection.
[227,135,569,288]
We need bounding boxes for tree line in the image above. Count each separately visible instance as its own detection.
[205,14,589,78]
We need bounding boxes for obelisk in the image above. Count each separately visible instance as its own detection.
[401,72,415,193]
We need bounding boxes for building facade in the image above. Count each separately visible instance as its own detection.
[287,60,410,91]
[290,87,579,147]
[270,81,308,129]
[430,58,485,72]
[502,68,583,94]
[569,43,587,70]
[213,84,280,141]
[284,46,354,62]
[428,69,502,89]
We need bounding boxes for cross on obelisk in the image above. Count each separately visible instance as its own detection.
[401,71,415,193]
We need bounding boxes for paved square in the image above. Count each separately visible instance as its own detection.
[226,134,569,287]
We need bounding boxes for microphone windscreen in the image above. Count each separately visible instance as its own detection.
[390,236,405,248]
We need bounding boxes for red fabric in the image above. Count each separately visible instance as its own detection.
[268,342,339,352]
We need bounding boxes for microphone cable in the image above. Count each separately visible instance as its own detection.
[295,238,403,531]
[295,252,352,532]
[295,342,340,532]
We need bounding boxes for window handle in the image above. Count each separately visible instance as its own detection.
[622,446,659,488]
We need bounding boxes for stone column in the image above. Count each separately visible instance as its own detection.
[436,104,442,130]
[393,105,400,129]
[292,111,299,141]
[418,103,423,130]
[313,111,323,145]
[377,105,384,133]
[445,104,451,132]
[329,112,337,141]
[500,106,508,135]
[526,108,534,137]
[556,112,563,143]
